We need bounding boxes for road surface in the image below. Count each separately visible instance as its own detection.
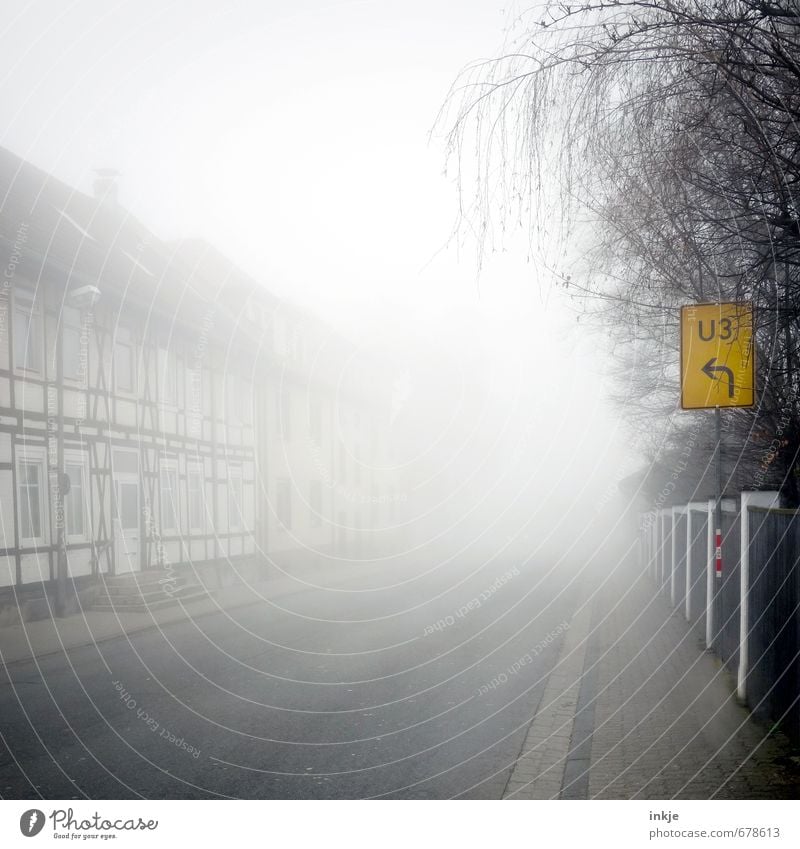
[0,548,582,799]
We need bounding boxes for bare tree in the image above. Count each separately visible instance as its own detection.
[440,0,800,503]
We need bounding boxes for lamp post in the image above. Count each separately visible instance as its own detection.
[55,284,100,617]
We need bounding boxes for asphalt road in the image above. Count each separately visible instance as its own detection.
[0,547,583,799]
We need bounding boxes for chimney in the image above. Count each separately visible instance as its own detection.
[93,168,120,206]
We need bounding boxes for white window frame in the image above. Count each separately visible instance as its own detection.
[64,452,90,542]
[62,306,87,386]
[187,366,202,423]
[13,289,43,375]
[113,326,136,395]
[16,448,48,547]
[226,374,241,425]
[159,458,180,533]
[228,465,244,531]
[238,377,252,425]
[158,345,179,408]
[187,462,205,532]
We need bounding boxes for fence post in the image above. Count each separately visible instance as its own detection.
[657,510,663,585]
[737,490,781,703]
[685,505,692,619]
[706,497,715,649]
[649,515,654,578]
[685,502,700,621]
[671,507,678,606]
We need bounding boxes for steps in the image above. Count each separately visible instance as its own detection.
[91,569,209,613]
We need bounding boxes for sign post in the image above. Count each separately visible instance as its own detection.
[680,302,754,592]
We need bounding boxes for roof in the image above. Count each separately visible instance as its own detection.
[0,146,394,400]
[0,147,253,348]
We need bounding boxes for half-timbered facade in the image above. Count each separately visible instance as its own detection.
[0,149,257,603]
[0,146,401,619]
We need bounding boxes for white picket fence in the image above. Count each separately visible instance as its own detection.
[639,490,780,703]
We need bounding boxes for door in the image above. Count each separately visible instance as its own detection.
[113,451,140,574]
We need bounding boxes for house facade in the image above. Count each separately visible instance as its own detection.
[0,147,400,619]
[0,150,257,606]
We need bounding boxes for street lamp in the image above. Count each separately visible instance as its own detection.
[55,284,101,617]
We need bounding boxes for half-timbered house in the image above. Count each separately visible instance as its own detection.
[0,146,401,622]
[0,148,257,615]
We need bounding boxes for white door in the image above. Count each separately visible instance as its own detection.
[113,451,140,574]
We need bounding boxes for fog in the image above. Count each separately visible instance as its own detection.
[4,0,800,815]
[0,0,648,811]
[0,0,636,574]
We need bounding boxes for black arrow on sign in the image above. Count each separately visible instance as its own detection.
[701,357,735,398]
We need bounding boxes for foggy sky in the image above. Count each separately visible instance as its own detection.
[0,0,633,541]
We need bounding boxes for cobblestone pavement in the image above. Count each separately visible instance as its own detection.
[503,602,591,799]
[506,559,800,800]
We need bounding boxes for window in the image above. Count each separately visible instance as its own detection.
[224,375,234,423]
[62,306,85,383]
[13,291,41,373]
[159,461,179,532]
[188,465,204,531]
[310,480,322,527]
[228,467,244,530]
[114,327,135,393]
[277,479,291,529]
[227,374,249,424]
[158,346,178,405]
[115,480,139,530]
[188,368,202,421]
[18,458,44,542]
[112,450,139,532]
[64,459,88,538]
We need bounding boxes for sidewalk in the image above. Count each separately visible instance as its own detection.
[504,559,800,799]
[0,561,366,667]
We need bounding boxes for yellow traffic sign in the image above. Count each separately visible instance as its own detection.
[680,302,754,409]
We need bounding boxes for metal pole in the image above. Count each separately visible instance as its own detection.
[56,309,67,616]
[705,496,714,649]
[714,405,722,580]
